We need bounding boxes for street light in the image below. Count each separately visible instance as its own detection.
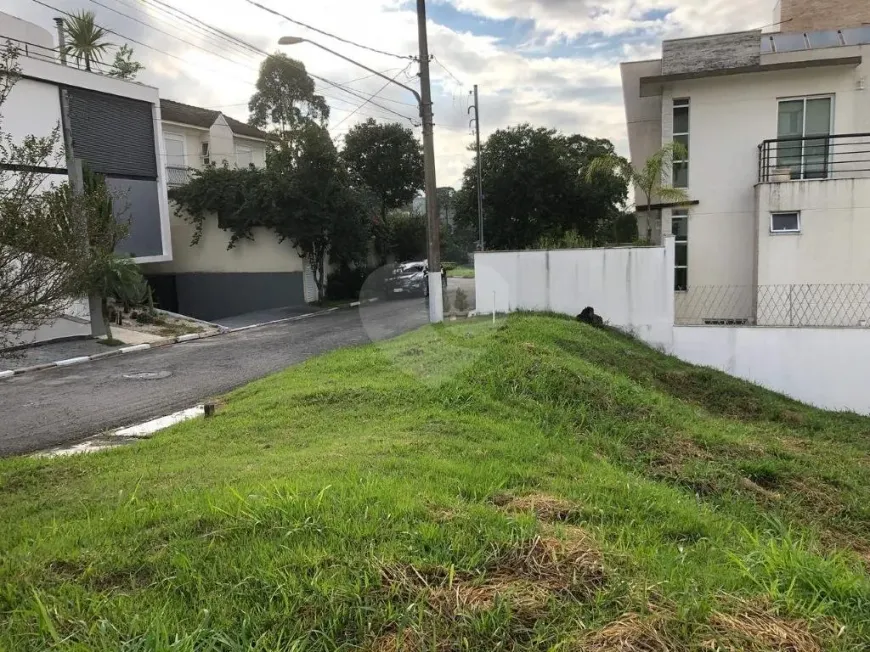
[279,31,443,323]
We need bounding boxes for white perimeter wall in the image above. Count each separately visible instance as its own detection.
[475,239,870,414]
[672,326,870,414]
[474,239,675,347]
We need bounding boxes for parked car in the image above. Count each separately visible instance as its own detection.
[385,261,429,298]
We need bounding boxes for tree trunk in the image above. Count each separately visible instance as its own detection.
[101,296,113,342]
[85,54,91,72]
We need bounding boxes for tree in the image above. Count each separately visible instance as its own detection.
[63,10,112,72]
[0,45,83,351]
[268,125,370,301]
[248,53,329,138]
[169,126,371,304]
[108,44,144,81]
[586,142,689,241]
[451,125,628,251]
[341,119,424,258]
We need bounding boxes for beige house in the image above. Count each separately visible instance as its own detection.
[143,100,317,321]
[621,0,870,326]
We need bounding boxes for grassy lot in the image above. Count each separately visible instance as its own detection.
[446,265,475,279]
[1,314,869,650]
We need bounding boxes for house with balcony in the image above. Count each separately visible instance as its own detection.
[142,100,319,321]
[0,11,172,345]
[621,0,870,326]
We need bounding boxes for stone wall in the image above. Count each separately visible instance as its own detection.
[662,30,761,76]
[779,0,870,32]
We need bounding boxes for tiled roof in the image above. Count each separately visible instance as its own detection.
[159,99,268,140]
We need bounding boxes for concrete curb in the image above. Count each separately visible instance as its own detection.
[0,297,379,379]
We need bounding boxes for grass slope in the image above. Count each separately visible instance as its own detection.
[1,314,869,651]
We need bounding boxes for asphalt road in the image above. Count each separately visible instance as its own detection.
[0,299,429,457]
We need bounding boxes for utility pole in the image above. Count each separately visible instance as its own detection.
[60,89,105,337]
[416,0,443,323]
[468,84,484,250]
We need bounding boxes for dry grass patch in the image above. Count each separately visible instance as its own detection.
[493,492,580,522]
[581,610,679,652]
[579,603,824,652]
[706,607,822,651]
[381,532,606,622]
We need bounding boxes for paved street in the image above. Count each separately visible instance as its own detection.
[0,299,429,457]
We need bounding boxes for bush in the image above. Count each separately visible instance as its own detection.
[442,261,458,271]
[454,287,469,313]
[326,266,370,301]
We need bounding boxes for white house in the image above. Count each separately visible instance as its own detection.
[621,0,870,326]
[0,11,172,345]
[141,100,318,321]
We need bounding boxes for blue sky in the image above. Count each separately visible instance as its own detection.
[4,0,775,185]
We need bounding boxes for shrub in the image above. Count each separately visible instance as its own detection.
[454,287,469,313]
[326,266,370,301]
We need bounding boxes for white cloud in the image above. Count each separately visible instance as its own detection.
[0,0,775,186]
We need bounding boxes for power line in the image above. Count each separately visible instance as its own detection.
[240,0,412,61]
[332,63,412,129]
[432,55,463,87]
[32,0,418,125]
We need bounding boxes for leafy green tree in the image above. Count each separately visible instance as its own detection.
[586,142,689,241]
[452,125,628,251]
[248,53,329,138]
[387,210,427,262]
[267,125,370,300]
[63,10,112,72]
[169,126,371,303]
[108,44,144,81]
[341,119,424,253]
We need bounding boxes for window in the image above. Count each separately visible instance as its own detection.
[163,133,185,168]
[770,211,800,233]
[201,141,210,166]
[236,145,253,168]
[777,96,832,179]
[672,209,688,291]
[672,98,689,188]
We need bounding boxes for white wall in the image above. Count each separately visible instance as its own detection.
[757,178,870,285]
[474,239,675,347]
[672,326,870,413]
[6,299,91,349]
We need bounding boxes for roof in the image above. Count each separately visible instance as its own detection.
[159,99,268,140]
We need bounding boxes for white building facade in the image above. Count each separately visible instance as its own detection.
[621,0,870,326]
[1,11,172,345]
[142,101,316,321]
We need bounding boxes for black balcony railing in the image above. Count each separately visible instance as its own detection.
[166,166,191,187]
[758,133,870,183]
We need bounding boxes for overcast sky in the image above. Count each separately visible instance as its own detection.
[3,0,776,186]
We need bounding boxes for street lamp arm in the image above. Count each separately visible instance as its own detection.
[281,37,422,108]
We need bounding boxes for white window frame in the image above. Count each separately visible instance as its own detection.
[770,211,801,234]
[776,94,834,179]
[672,208,689,291]
[163,132,186,168]
[235,145,253,168]
[672,98,690,189]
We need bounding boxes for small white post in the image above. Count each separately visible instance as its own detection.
[492,291,496,324]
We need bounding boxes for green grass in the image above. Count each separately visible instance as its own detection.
[446,265,475,278]
[1,314,869,650]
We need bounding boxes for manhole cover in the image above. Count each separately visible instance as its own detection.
[122,371,172,380]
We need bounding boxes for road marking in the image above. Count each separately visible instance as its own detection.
[55,356,91,366]
[112,405,205,438]
[35,405,206,458]
[120,344,151,354]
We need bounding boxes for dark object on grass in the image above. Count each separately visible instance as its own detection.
[204,403,216,418]
[577,306,604,327]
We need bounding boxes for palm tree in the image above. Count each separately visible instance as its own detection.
[63,11,112,72]
[586,142,690,241]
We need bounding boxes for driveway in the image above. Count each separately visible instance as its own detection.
[446,276,476,312]
[0,299,429,457]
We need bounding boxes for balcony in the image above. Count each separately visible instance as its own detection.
[758,133,870,183]
[165,166,191,187]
